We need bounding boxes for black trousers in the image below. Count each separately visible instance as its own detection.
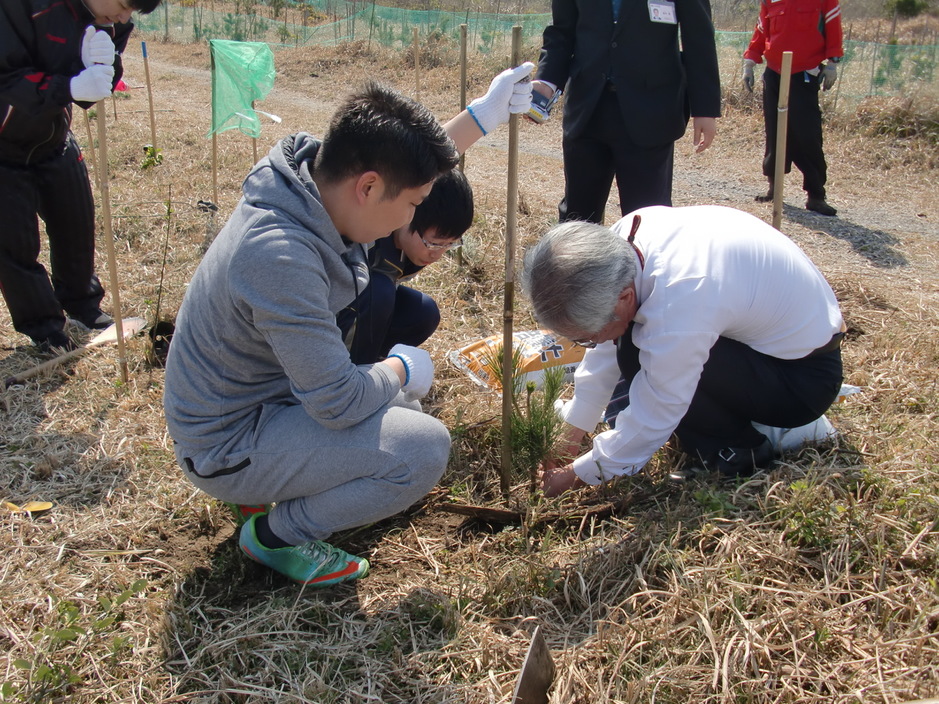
[337,273,440,365]
[616,329,843,456]
[0,133,104,342]
[761,68,828,199]
[560,89,674,224]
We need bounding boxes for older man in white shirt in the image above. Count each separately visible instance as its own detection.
[521,205,845,496]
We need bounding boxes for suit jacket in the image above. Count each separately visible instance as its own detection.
[537,0,722,147]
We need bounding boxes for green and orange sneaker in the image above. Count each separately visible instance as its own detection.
[238,514,369,587]
[223,502,270,527]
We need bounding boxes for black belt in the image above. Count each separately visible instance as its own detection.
[805,331,844,358]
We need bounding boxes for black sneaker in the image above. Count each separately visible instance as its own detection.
[34,331,77,354]
[710,437,776,478]
[669,436,776,481]
[754,181,774,203]
[70,310,113,331]
[806,197,837,216]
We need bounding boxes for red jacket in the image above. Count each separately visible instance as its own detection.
[744,0,843,74]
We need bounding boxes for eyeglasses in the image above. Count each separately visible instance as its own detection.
[420,235,462,251]
[569,338,598,349]
[569,312,622,349]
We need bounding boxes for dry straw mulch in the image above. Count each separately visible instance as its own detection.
[1,31,938,704]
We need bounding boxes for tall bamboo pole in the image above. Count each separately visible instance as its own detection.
[142,41,158,151]
[455,23,468,268]
[82,110,98,183]
[251,100,258,164]
[772,51,794,231]
[499,26,523,499]
[458,24,468,173]
[95,106,129,383]
[413,27,420,100]
[212,132,219,206]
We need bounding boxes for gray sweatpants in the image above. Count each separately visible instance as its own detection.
[175,394,450,545]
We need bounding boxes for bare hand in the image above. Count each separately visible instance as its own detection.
[531,79,555,99]
[540,463,587,497]
[692,117,717,153]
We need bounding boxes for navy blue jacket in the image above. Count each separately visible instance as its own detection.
[537,0,721,146]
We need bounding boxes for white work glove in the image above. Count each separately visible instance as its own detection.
[821,60,838,91]
[388,344,434,401]
[70,64,115,102]
[467,61,535,135]
[80,26,115,67]
[743,58,756,92]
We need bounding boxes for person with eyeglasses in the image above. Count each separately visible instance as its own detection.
[337,168,473,365]
[521,205,846,497]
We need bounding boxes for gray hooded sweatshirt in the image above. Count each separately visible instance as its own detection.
[164,133,401,472]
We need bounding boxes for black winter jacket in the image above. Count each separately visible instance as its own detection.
[0,0,131,165]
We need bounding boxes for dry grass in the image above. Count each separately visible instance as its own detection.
[1,34,938,704]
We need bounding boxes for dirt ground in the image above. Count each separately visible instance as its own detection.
[1,34,938,703]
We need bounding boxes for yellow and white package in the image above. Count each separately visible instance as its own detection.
[449,329,585,392]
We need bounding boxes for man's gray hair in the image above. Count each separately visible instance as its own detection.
[521,220,638,337]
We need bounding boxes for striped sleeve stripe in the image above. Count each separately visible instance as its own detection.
[825,6,841,22]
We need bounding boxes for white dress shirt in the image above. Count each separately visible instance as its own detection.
[561,205,844,484]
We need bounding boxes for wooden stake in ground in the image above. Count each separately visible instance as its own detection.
[251,100,258,164]
[511,625,555,704]
[82,109,98,181]
[142,41,158,150]
[499,26,523,499]
[212,131,218,206]
[455,23,468,267]
[413,27,420,100]
[95,105,130,383]
[772,51,794,231]
[5,318,146,387]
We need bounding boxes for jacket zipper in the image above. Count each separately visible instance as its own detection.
[25,116,60,166]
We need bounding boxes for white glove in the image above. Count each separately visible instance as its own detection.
[388,344,434,401]
[743,58,756,92]
[821,61,838,91]
[80,26,115,67]
[467,61,535,135]
[70,64,115,102]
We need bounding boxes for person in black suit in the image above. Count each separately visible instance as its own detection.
[533,0,722,224]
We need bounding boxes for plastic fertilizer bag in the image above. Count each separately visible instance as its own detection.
[449,330,585,392]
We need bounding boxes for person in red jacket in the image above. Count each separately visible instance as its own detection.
[0,0,161,353]
[743,0,843,216]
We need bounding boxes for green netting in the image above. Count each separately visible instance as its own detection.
[208,39,276,138]
[134,1,551,52]
[134,2,938,110]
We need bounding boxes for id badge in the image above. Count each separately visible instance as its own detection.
[648,0,677,23]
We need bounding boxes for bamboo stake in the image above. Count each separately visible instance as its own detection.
[499,26,523,499]
[458,23,468,174]
[455,23,468,268]
[95,106,129,383]
[142,41,158,151]
[413,27,420,100]
[772,51,794,232]
[832,25,850,115]
[212,132,219,206]
[251,100,258,164]
[82,110,98,183]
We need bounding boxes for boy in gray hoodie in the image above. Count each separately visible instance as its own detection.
[164,69,533,587]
